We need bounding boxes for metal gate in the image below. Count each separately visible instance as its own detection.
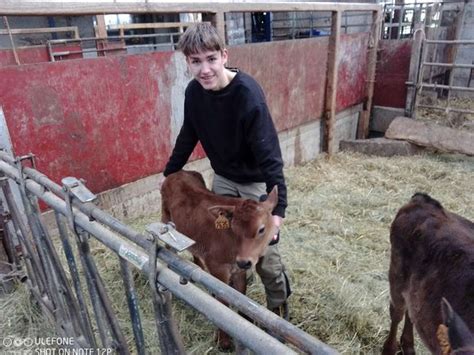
[0,150,337,354]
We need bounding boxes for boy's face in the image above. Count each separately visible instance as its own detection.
[186,49,228,91]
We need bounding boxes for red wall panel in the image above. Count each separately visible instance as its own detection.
[229,37,328,131]
[373,40,412,108]
[0,45,83,67]
[229,34,369,131]
[0,53,176,193]
[337,33,370,111]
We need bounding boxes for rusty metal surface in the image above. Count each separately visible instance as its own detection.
[0,52,177,194]
[337,33,370,112]
[230,34,369,132]
[229,38,328,132]
[0,45,83,67]
[373,40,412,108]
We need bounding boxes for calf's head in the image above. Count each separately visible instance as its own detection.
[208,186,278,269]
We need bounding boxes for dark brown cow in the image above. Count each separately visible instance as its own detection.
[161,170,278,349]
[383,193,474,355]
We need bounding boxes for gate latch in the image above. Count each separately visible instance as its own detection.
[146,222,195,252]
[61,177,96,203]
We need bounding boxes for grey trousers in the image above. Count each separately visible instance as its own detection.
[212,174,291,309]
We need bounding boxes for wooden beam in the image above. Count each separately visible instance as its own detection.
[0,26,79,39]
[357,9,382,139]
[323,10,341,155]
[1,1,381,16]
[108,22,198,30]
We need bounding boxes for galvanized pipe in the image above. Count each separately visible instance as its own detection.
[0,152,337,354]
[425,39,474,45]
[423,62,474,69]
[0,160,297,354]
[119,258,146,355]
[76,228,130,354]
[0,178,42,289]
[420,83,474,92]
[148,240,185,354]
[55,212,97,348]
[416,104,474,115]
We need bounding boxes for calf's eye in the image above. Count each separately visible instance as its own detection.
[258,225,265,235]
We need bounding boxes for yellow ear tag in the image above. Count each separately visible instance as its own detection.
[436,324,451,355]
[215,212,230,230]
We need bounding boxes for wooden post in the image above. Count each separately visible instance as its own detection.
[2,16,20,65]
[323,10,341,155]
[94,14,108,57]
[215,11,226,45]
[446,3,466,110]
[357,9,382,139]
[405,23,424,117]
[203,11,226,44]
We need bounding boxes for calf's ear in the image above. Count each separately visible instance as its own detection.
[208,205,235,218]
[208,206,235,230]
[263,186,278,210]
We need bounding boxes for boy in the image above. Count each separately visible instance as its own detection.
[163,23,291,319]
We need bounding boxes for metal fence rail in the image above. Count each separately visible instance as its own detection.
[0,150,337,354]
[413,37,474,119]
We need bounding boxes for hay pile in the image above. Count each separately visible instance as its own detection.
[417,94,474,131]
[1,152,473,354]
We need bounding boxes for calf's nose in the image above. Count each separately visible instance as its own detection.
[237,260,252,270]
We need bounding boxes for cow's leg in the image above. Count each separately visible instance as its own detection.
[383,255,407,355]
[383,300,406,355]
[230,269,247,295]
[207,264,234,351]
[400,311,415,354]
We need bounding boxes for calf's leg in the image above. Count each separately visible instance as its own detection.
[207,264,234,351]
[400,311,415,354]
[383,301,406,355]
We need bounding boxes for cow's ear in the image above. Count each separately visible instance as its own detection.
[208,205,235,218]
[263,186,278,210]
[208,206,235,230]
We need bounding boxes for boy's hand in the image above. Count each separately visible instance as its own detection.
[158,174,166,190]
[270,215,283,245]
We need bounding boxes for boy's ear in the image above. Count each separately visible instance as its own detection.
[221,48,228,64]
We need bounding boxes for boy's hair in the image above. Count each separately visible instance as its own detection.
[177,22,225,57]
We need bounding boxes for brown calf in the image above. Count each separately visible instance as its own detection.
[383,193,474,355]
[161,170,278,349]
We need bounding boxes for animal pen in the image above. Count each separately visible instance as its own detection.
[0,0,472,354]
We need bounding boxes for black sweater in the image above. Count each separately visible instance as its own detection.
[164,71,287,217]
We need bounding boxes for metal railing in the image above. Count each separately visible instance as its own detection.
[0,150,337,354]
[381,1,464,40]
[413,38,474,117]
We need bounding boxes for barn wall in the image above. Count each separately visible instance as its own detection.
[0,34,368,218]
